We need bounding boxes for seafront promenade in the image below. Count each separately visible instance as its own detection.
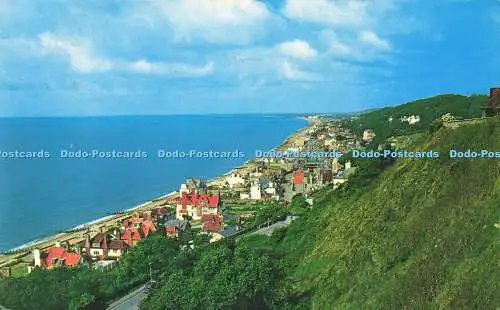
[0,117,315,270]
[0,193,178,269]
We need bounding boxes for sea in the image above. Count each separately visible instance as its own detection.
[0,115,306,251]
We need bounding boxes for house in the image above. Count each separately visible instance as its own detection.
[293,168,304,185]
[250,182,262,200]
[176,183,220,220]
[201,214,224,232]
[264,181,277,196]
[225,173,246,189]
[121,216,157,245]
[80,233,109,260]
[362,129,376,142]
[481,87,500,117]
[29,243,81,272]
[210,226,242,243]
[164,219,188,239]
[121,227,144,246]
[400,115,421,125]
[165,226,181,238]
[108,240,129,258]
[331,157,341,174]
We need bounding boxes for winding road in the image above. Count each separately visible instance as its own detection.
[106,283,150,310]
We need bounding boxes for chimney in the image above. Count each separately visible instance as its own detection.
[33,249,41,267]
[85,234,91,255]
[102,233,108,258]
[145,210,152,221]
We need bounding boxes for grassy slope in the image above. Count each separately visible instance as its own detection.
[286,118,500,309]
[344,94,487,142]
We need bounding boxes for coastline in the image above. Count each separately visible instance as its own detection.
[0,118,313,268]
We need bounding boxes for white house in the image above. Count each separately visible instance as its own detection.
[264,181,277,196]
[239,193,250,200]
[250,182,262,200]
[400,115,421,125]
[225,173,245,189]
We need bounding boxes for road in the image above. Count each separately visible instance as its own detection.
[250,216,299,237]
[106,283,150,310]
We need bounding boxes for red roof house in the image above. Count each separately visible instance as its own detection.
[176,190,221,220]
[121,227,144,246]
[201,214,224,232]
[293,169,304,185]
[165,226,180,238]
[33,246,81,269]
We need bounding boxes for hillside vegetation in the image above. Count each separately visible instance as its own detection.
[275,117,500,309]
[345,94,487,143]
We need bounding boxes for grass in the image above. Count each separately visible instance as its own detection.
[274,117,500,309]
[10,264,28,277]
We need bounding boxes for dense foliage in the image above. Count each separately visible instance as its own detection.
[141,240,283,310]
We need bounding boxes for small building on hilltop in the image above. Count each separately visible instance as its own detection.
[481,87,500,117]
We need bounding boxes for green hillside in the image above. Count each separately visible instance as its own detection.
[344,94,487,143]
[139,115,500,309]
[274,117,500,309]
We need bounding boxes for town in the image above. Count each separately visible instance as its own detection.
[0,115,376,277]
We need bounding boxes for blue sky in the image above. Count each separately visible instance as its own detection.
[0,0,499,116]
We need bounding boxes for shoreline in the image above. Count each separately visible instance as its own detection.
[0,118,313,266]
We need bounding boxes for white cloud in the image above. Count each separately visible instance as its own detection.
[283,0,371,27]
[321,29,392,62]
[128,59,214,76]
[152,0,272,44]
[39,33,112,73]
[277,40,318,59]
[37,32,215,77]
[325,32,352,55]
[359,30,391,51]
[280,60,321,82]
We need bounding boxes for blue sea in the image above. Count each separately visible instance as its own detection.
[0,115,306,251]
